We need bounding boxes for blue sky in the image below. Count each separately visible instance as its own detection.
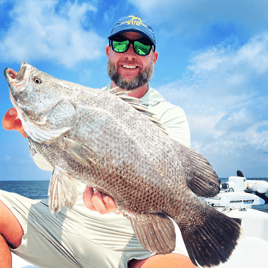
[0,0,268,181]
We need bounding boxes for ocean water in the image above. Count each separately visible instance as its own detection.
[0,180,50,199]
[0,178,268,212]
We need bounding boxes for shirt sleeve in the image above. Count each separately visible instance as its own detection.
[149,101,191,147]
[32,153,54,171]
[28,141,53,171]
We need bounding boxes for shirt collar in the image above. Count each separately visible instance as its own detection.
[104,84,165,106]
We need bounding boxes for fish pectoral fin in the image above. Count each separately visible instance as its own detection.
[61,137,97,167]
[174,206,241,267]
[128,212,176,254]
[48,169,78,213]
[183,146,220,197]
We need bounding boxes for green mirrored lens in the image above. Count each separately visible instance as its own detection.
[112,40,129,53]
[134,41,151,56]
[111,38,152,55]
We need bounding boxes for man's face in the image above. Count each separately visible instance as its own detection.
[106,32,158,90]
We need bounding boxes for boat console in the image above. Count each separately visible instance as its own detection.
[204,176,268,208]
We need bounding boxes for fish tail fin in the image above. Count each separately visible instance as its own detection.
[48,169,78,213]
[174,207,241,267]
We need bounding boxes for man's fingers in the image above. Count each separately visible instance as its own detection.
[83,186,97,211]
[103,195,121,214]
[2,108,27,138]
[83,186,120,214]
[2,108,17,130]
[14,121,27,138]
[91,190,107,214]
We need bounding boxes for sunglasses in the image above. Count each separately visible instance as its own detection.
[109,37,155,56]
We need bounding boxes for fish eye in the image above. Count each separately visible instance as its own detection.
[34,77,42,84]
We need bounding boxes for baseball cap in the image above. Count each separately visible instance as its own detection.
[108,15,156,47]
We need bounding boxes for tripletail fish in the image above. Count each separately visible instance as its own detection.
[4,62,241,267]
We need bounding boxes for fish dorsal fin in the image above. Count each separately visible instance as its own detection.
[108,88,168,135]
[127,212,176,254]
[48,169,78,213]
[182,145,220,197]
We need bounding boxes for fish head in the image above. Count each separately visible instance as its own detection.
[4,62,77,143]
[5,61,31,95]
[5,62,62,120]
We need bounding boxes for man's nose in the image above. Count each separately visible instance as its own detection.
[125,44,136,59]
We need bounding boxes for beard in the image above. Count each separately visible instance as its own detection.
[107,60,154,91]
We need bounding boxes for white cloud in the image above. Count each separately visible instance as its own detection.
[156,31,268,176]
[129,0,268,25]
[188,47,230,74]
[218,109,254,132]
[0,0,105,68]
[128,0,268,48]
[190,33,268,76]
[236,34,268,74]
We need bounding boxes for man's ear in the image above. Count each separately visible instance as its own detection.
[153,51,158,64]
[106,45,110,58]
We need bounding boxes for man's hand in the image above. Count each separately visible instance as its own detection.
[2,108,27,138]
[83,186,121,214]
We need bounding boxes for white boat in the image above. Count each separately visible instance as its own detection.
[173,174,268,267]
[201,174,268,267]
[204,175,268,208]
[12,174,268,267]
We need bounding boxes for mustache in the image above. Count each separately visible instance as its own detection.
[107,60,154,91]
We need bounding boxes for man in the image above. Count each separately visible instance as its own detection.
[1,15,194,268]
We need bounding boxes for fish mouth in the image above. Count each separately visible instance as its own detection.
[4,68,18,80]
[4,62,29,93]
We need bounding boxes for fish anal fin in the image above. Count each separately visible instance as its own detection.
[127,212,176,254]
[175,207,241,267]
[48,169,78,213]
[182,146,220,197]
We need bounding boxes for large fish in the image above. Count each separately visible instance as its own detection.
[4,62,240,267]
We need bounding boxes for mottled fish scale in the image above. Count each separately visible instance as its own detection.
[5,62,241,267]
